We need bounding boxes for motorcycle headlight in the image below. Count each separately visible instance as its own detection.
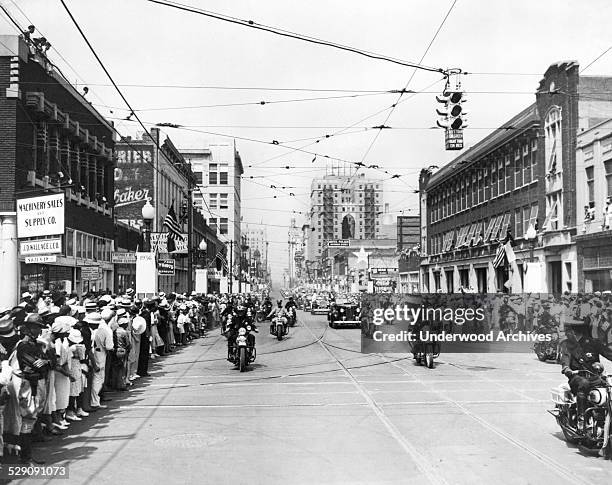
[246,325,252,331]
[340,308,345,313]
[238,328,247,336]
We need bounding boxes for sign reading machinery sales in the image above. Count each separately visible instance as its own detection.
[16,194,65,238]
[20,237,62,256]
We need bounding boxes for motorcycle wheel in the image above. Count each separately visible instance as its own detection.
[277,327,283,341]
[425,349,434,369]
[535,349,548,362]
[239,347,247,372]
[415,354,422,365]
[256,314,264,323]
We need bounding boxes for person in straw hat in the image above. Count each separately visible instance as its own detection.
[66,328,87,421]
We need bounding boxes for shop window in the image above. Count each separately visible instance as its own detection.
[66,229,74,257]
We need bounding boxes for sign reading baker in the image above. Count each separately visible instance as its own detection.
[16,194,65,238]
[113,146,154,221]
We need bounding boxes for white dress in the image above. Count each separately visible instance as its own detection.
[53,338,71,410]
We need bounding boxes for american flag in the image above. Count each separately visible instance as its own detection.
[212,250,228,272]
[163,203,182,253]
[492,243,506,269]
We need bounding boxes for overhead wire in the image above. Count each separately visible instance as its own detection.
[144,0,446,74]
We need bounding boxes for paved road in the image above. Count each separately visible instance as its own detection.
[15,310,611,485]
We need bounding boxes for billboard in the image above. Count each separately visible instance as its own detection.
[113,146,154,221]
[150,232,188,254]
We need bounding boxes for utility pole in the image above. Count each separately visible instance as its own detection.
[187,185,193,294]
[228,240,233,294]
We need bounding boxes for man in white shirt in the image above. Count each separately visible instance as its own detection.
[88,312,113,409]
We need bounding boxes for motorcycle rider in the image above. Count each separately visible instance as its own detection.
[268,300,288,334]
[285,296,297,326]
[560,315,612,431]
[227,302,258,359]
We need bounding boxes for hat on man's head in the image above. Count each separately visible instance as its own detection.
[118,317,130,327]
[126,288,135,296]
[131,315,146,335]
[52,315,77,333]
[116,308,127,318]
[85,301,98,312]
[21,292,33,300]
[68,328,83,344]
[24,313,45,326]
[117,298,131,308]
[0,316,15,337]
[41,290,52,298]
[84,312,103,325]
[100,308,114,322]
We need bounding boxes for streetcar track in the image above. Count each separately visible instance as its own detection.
[302,314,451,485]
[383,357,597,485]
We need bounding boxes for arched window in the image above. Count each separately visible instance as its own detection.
[341,214,355,239]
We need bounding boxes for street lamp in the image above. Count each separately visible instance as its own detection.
[198,239,208,267]
[141,200,155,252]
[525,223,537,262]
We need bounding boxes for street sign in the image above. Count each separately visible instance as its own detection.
[20,237,62,256]
[25,255,57,264]
[81,266,102,281]
[16,194,65,238]
[445,128,464,150]
[327,239,350,247]
[157,258,175,275]
[111,252,137,264]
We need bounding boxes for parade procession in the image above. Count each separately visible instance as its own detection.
[1,1,612,484]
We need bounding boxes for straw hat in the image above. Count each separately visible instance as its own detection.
[131,315,146,335]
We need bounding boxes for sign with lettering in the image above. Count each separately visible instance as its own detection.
[327,239,350,247]
[113,146,154,221]
[150,232,188,254]
[20,237,62,256]
[80,266,102,281]
[111,252,137,264]
[157,259,175,276]
[25,255,57,264]
[16,194,65,238]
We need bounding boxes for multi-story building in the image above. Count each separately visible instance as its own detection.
[115,128,197,292]
[241,224,268,285]
[0,35,117,306]
[420,61,612,294]
[397,215,421,293]
[180,140,243,267]
[575,118,612,291]
[307,171,383,274]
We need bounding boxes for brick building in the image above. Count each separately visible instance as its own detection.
[0,35,117,306]
[420,61,612,294]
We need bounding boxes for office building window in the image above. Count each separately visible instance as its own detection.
[514,149,523,188]
[209,218,217,232]
[209,193,218,209]
[523,145,531,184]
[209,164,218,184]
[514,208,523,238]
[219,163,229,184]
[605,160,612,199]
[498,159,505,194]
[219,193,228,209]
[219,218,228,235]
[586,166,595,207]
[194,172,203,185]
[491,163,497,198]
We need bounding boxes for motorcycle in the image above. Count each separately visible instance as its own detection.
[286,307,297,327]
[221,313,232,337]
[270,316,288,341]
[549,369,612,457]
[228,323,257,372]
[411,324,440,369]
[533,327,560,362]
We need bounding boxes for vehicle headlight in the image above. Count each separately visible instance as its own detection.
[238,328,247,336]
[246,325,252,331]
[340,308,345,313]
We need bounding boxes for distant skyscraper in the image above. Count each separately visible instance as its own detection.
[307,171,383,260]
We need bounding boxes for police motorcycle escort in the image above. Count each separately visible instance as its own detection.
[268,300,289,341]
[548,315,612,457]
[227,302,258,372]
[532,302,561,362]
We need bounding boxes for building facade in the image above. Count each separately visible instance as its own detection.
[419,61,612,294]
[307,171,384,281]
[0,35,117,306]
[397,215,421,293]
[575,118,612,291]
[181,141,244,267]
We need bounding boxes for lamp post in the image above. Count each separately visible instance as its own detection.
[141,200,155,252]
[525,223,537,262]
[198,239,208,266]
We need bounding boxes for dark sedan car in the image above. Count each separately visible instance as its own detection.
[328,299,361,328]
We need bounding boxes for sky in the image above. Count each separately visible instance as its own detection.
[2,0,612,285]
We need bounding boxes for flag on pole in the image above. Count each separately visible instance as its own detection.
[493,243,506,269]
[163,203,182,253]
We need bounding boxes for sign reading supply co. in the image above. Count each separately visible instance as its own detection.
[17,194,65,238]
[111,252,137,264]
[20,237,62,256]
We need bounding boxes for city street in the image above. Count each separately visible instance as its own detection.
[18,310,610,485]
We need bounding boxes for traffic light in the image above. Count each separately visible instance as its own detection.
[436,89,466,130]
